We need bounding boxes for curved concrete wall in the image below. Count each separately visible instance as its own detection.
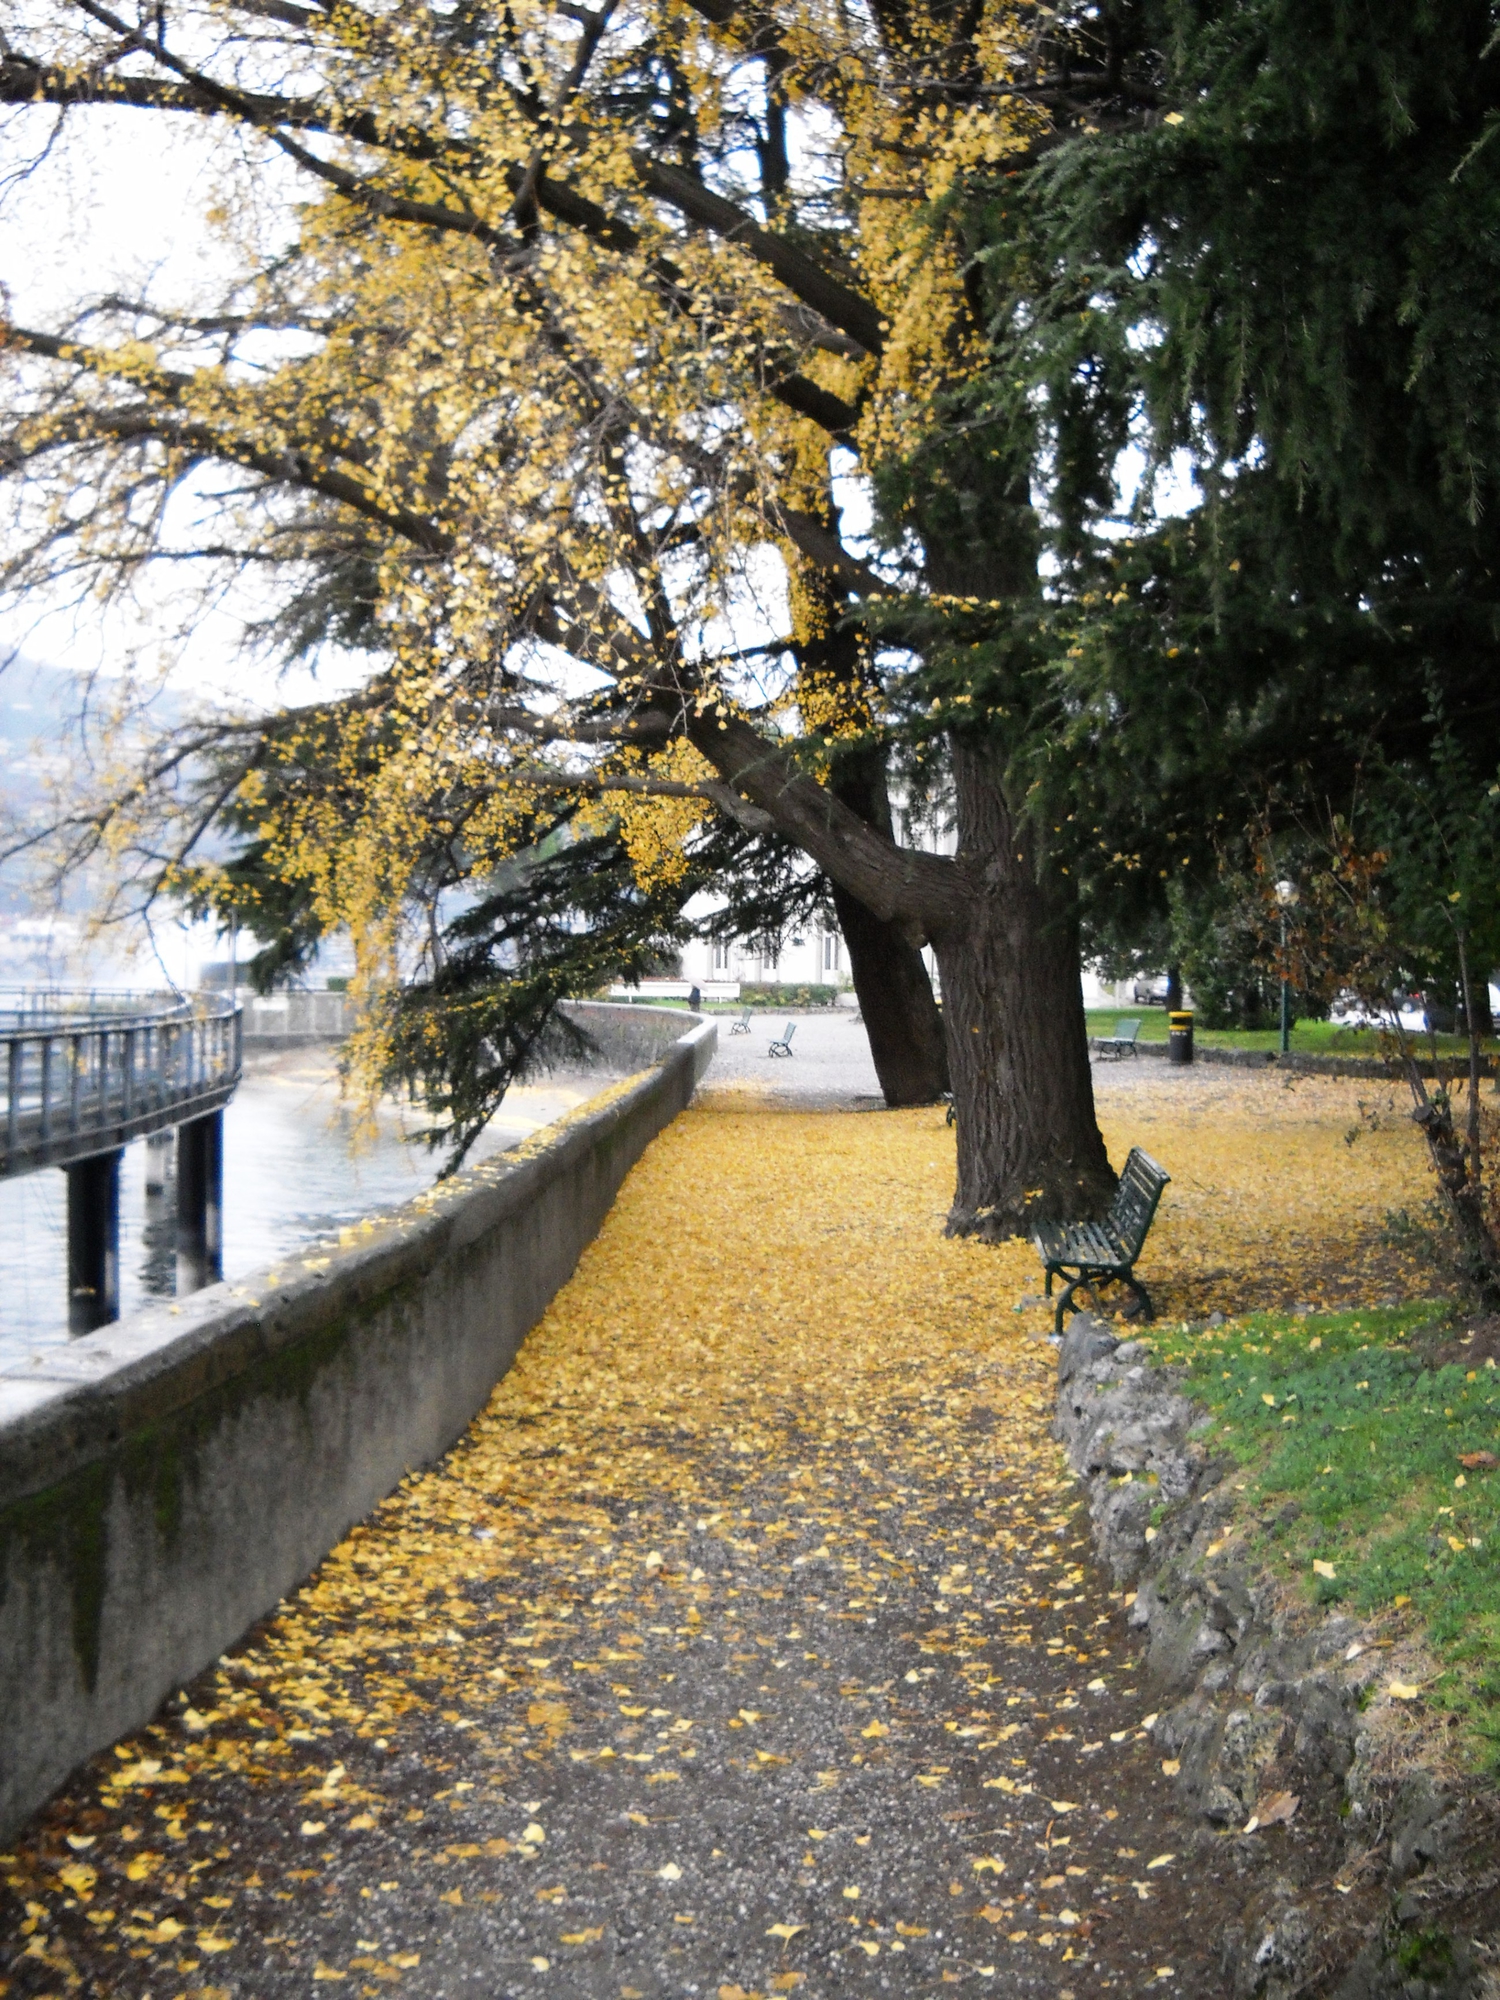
[0,1005,715,1838]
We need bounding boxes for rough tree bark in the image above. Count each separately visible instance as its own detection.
[830,875,950,1105]
[932,741,1117,1234]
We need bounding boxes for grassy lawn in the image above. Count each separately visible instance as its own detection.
[1085,1008,1497,1059]
[1139,1304,1500,1762]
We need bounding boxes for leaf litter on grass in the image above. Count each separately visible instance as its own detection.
[0,1069,1446,1993]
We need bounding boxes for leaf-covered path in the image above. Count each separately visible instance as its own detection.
[2,1076,1433,1998]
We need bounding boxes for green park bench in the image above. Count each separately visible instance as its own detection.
[728,1008,753,1035]
[1092,1016,1142,1060]
[768,1021,796,1057]
[1032,1146,1171,1336]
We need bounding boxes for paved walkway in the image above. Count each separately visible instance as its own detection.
[3,1050,1428,1997]
[693,1010,888,1106]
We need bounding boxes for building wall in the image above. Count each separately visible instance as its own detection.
[677,922,852,992]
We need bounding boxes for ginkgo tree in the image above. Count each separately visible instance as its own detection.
[0,0,1145,1234]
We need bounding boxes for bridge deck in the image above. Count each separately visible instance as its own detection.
[0,993,242,1177]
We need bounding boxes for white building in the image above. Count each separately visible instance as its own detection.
[610,901,855,1003]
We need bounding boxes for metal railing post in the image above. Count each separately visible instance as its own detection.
[5,1037,18,1165]
[69,1031,83,1139]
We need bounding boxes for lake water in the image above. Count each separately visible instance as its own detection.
[0,1046,613,1370]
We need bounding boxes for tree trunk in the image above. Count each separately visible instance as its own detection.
[1462,976,1494,1040]
[1165,964,1182,1011]
[826,739,949,1107]
[933,740,1117,1237]
[829,880,950,1104]
[789,548,949,1105]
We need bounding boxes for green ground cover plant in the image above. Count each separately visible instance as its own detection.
[1085,1011,1498,1060]
[1140,1306,1500,1761]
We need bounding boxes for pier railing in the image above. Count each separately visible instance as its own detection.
[0,990,242,1178]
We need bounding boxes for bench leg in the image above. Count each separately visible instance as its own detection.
[1119,1273,1156,1322]
[1055,1276,1086,1337]
[1044,1269,1054,1297]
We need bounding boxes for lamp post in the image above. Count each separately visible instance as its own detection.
[1275,879,1299,1055]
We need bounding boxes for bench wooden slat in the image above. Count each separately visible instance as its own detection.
[1030,1146,1170,1334]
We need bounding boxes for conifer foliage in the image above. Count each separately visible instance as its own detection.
[960,0,1500,944]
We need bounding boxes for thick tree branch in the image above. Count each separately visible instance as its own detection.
[634,156,885,355]
[3,325,456,554]
[682,709,962,933]
[483,705,672,744]
[774,507,897,596]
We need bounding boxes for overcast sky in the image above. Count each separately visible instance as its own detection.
[0,98,362,712]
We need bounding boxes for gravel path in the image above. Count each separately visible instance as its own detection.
[1,1092,1349,2000]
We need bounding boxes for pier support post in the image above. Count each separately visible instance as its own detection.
[177,1110,224,1294]
[140,1127,177,1297]
[66,1147,123,1335]
[144,1127,173,1206]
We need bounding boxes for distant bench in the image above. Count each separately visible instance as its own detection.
[1032,1146,1171,1336]
[1091,1016,1142,1060]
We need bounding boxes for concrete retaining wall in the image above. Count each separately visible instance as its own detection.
[0,1005,715,1838]
[238,988,354,1043]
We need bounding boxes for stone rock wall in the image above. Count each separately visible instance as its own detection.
[1053,1314,1499,1999]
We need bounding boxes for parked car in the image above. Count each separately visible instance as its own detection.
[1131,974,1171,1006]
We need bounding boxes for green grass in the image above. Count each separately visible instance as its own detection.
[1085,1009,1497,1059]
[1136,1304,1500,1761]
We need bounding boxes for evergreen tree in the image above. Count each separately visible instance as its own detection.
[935,0,1500,991]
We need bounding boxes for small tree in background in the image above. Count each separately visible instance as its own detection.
[1261,737,1500,1306]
